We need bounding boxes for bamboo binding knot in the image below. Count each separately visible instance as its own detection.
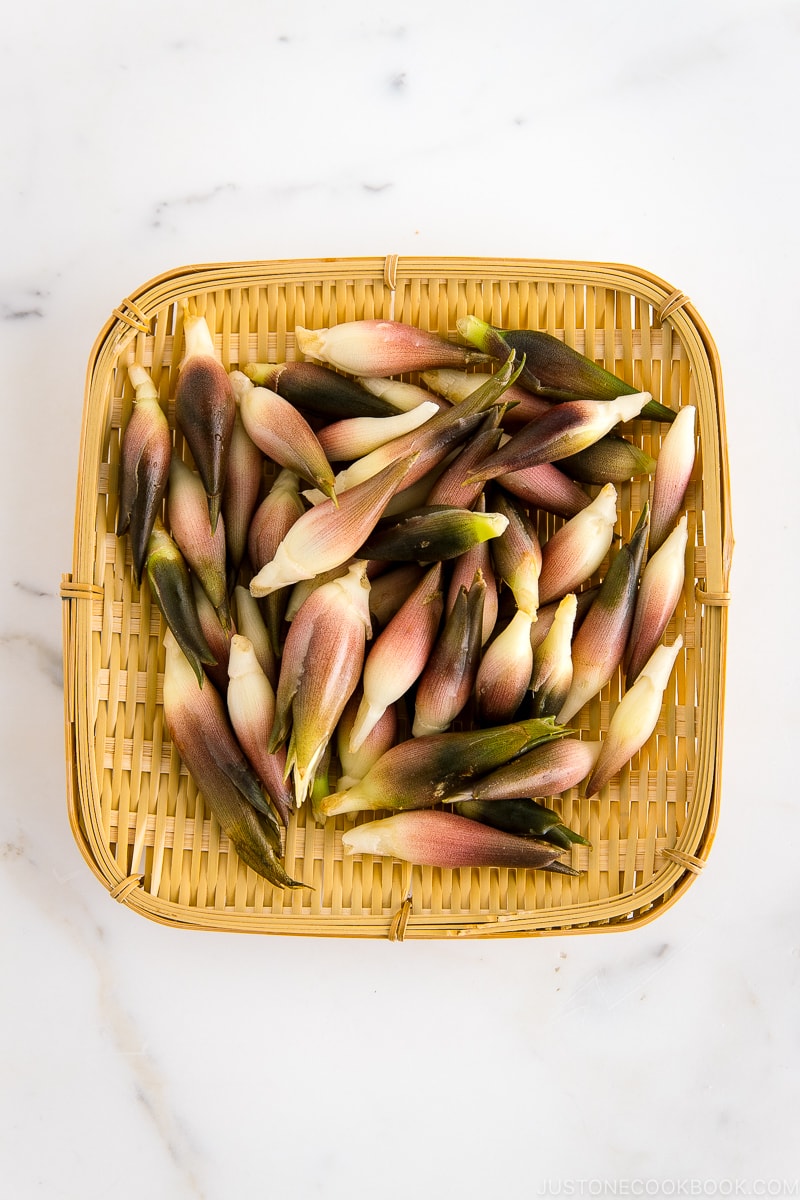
[662,848,706,875]
[59,576,104,603]
[656,290,689,323]
[383,254,399,291]
[388,864,414,940]
[112,297,151,334]
[695,585,731,607]
[109,874,144,903]
[388,896,412,941]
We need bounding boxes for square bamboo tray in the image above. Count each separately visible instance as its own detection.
[62,256,732,938]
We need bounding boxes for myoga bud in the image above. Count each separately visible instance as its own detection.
[556,505,650,723]
[457,315,676,422]
[342,810,562,871]
[175,312,235,532]
[537,483,618,605]
[319,717,569,817]
[625,515,688,686]
[167,456,231,632]
[349,563,443,753]
[116,361,171,585]
[412,573,485,737]
[295,319,491,376]
[238,376,337,505]
[249,453,418,597]
[466,392,651,483]
[448,737,601,804]
[585,638,684,798]
[648,406,696,554]
[146,521,216,688]
[227,636,293,826]
[270,561,372,808]
[245,360,397,418]
[530,593,577,719]
[162,630,300,890]
[474,608,535,724]
[221,372,264,576]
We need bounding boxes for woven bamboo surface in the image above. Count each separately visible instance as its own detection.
[62,256,732,938]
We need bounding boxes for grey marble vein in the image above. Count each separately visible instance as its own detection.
[151,184,239,230]
[0,633,63,689]
[13,580,56,599]
[2,824,209,1198]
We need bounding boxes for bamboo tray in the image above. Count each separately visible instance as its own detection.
[62,256,732,938]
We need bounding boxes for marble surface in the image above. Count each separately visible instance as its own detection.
[2,1,798,1196]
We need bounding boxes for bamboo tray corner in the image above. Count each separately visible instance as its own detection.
[62,255,732,939]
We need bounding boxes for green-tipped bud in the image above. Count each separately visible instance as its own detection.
[250,453,418,597]
[349,563,443,752]
[538,483,618,605]
[557,505,650,723]
[585,637,684,798]
[412,572,485,737]
[342,810,561,871]
[451,737,600,805]
[175,313,236,532]
[625,514,688,686]
[452,798,591,850]
[456,316,676,422]
[649,405,697,553]
[456,317,514,362]
[167,456,231,632]
[145,521,216,687]
[295,319,491,376]
[558,434,657,484]
[245,360,397,418]
[530,593,576,718]
[474,607,535,724]
[238,376,337,504]
[361,505,509,563]
[319,717,570,817]
[116,361,172,586]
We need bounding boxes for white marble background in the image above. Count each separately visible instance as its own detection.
[2,1,798,1197]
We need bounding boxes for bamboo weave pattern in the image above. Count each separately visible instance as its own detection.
[63,257,731,937]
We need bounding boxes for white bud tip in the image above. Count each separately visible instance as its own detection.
[228,371,254,403]
[295,326,323,358]
[617,391,652,421]
[227,635,256,679]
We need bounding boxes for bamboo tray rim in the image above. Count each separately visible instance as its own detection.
[64,254,732,940]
